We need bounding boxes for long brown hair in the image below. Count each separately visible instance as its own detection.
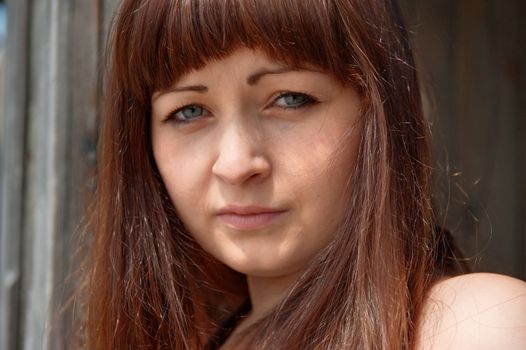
[81,0,456,348]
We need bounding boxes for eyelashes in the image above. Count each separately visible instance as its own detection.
[162,91,318,124]
[274,91,317,109]
[165,105,211,124]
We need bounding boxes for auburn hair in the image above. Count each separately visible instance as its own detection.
[79,0,465,348]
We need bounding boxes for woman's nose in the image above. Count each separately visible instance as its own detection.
[212,121,271,185]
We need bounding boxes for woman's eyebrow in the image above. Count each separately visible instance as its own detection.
[153,66,310,102]
[171,84,208,93]
[152,84,208,102]
[246,67,297,85]
[158,67,293,96]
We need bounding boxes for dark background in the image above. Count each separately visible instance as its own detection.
[401,0,526,279]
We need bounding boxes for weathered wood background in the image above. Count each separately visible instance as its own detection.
[0,0,119,349]
[0,0,524,349]
[401,0,526,279]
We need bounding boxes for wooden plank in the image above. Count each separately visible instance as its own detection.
[21,0,69,347]
[401,0,525,278]
[484,0,524,278]
[103,0,120,45]
[15,0,109,348]
[47,0,101,348]
[0,1,29,349]
[450,0,523,277]
[0,0,102,349]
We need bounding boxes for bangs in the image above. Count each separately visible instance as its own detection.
[113,0,364,102]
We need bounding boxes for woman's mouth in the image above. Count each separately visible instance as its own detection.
[217,205,287,231]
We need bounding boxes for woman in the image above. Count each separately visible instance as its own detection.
[81,0,526,348]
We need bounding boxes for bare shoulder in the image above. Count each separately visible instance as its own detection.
[415,273,526,349]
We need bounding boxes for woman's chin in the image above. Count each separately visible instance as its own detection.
[218,249,306,278]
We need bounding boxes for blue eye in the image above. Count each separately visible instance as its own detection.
[169,104,208,123]
[275,92,314,108]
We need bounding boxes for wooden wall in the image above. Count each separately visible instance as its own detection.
[0,0,118,349]
[0,0,524,349]
[400,0,526,279]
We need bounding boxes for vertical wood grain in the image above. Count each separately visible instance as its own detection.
[1,0,105,349]
[46,0,101,348]
[0,1,29,349]
[400,0,526,278]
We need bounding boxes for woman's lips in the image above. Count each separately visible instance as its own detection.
[217,206,287,231]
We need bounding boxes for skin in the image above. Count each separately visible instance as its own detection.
[151,48,362,323]
[416,273,526,349]
[151,48,526,349]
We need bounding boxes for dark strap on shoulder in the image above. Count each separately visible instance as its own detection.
[205,299,252,350]
[434,225,471,279]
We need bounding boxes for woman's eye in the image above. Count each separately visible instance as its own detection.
[274,92,315,109]
[166,104,210,123]
[174,105,205,121]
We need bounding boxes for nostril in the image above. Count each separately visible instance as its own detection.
[212,122,271,185]
[212,155,271,185]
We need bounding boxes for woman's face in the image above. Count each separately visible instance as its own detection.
[151,48,362,278]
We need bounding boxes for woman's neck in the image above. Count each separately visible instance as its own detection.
[244,271,301,322]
